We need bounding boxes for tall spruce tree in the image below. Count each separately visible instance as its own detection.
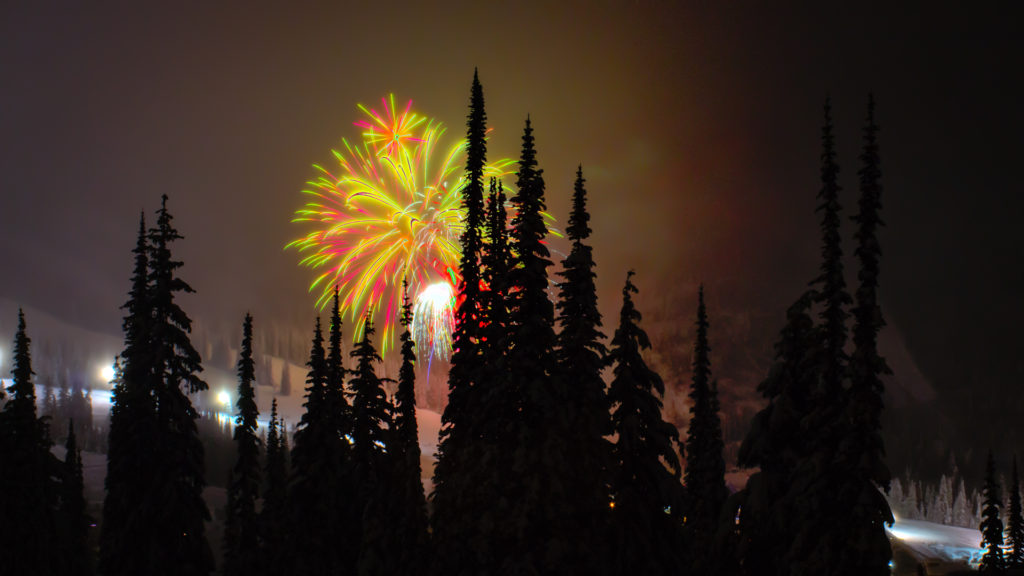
[1008,457,1024,568]
[481,177,511,367]
[349,317,390,477]
[352,317,402,576]
[361,286,428,576]
[349,316,391,576]
[736,293,817,576]
[100,213,159,576]
[554,165,612,574]
[260,398,287,573]
[223,314,262,576]
[980,452,1005,572]
[287,318,330,574]
[0,310,58,575]
[328,288,362,572]
[684,285,728,572]
[58,420,94,576]
[432,69,491,576]
[392,283,430,572]
[326,287,351,448]
[287,315,350,575]
[812,98,851,414]
[496,115,574,573]
[776,100,869,576]
[444,175,515,575]
[146,195,213,575]
[838,93,894,575]
[607,272,686,574]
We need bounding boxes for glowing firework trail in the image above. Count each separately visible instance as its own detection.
[288,95,514,354]
[412,282,456,362]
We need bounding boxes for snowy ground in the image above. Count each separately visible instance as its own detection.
[887,518,982,574]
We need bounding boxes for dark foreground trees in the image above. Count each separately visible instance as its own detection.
[1008,457,1024,568]
[607,271,687,574]
[735,96,893,576]
[223,314,261,576]
[372,287,430,574]
[260,398,288,572]
[555,166,613,574]
[684,285,727,573]
[431,68,492,576]
[59,420,95,576]
[0,310,60,575]
[100,196,213,576]
[287,304,355,575]
[980,452,1005,572]
[2,75,903,576]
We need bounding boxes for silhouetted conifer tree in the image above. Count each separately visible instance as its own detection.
[784,100,852,576]
[555,165,612,574]
[432,69,491,576]
[350,317,390,477]
[146,195,213,575]
[1008,457,1024,568]
[0,310,58,575]
[812,98,851,414]
[59,420,94,576]
[479,176,511,421]
[288,316,349,575]
[436,175,516,574]
[481,177,510,354]
[607,272,686,574]
[736,293,817,576]
[350,316,393,574]
[981,452,1005,572]
[224,314,261,576]
[260,398,287,572]
[684,285,728,572]
[100,214,159,576]
[837,93,894,575]
[494,115,575,573]
[391,283,430,572]
[328,289,361,572]
[326,288,351,445]
[796,104,854,574]
[353,317,406,576]
[360,287,428,576]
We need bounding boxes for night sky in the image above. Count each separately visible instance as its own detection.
[2,2,1021,472]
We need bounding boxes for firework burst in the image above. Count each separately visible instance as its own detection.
[288,95,515,354]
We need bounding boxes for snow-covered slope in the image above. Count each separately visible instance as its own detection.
[887,518,982,574]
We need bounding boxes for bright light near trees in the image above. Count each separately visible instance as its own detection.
[217,390,231,408]
[100,364,116,382]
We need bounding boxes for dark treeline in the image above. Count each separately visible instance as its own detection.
[0,310,94,576]
[975,452,1024,573]
[734,97,893,576]
[0,71,895,575]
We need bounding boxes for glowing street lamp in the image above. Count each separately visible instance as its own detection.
[217,390,231,410]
